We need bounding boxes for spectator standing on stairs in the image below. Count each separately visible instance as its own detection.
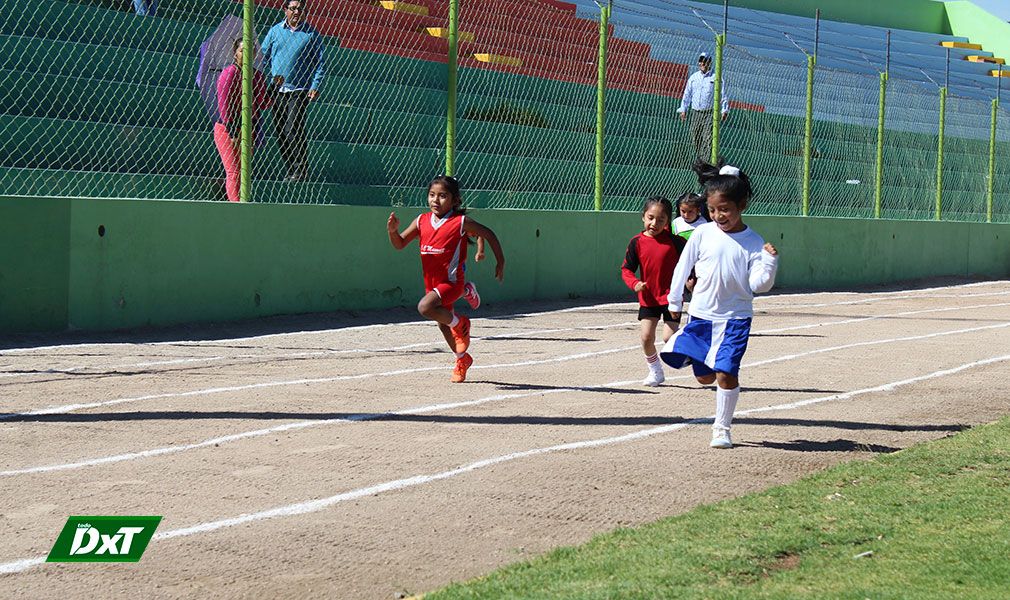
[262,0,325,181]
[678,52,728,162]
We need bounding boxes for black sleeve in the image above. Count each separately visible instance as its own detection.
[623,237,640,274]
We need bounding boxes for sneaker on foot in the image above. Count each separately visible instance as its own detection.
[450,315,471,354]
[710,429,733,449]
[642,368,665,387]
[463,282,481,310]
[451,353,473,383]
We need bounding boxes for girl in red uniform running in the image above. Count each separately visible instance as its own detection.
[621,196,687,387]
[387,176,505,382]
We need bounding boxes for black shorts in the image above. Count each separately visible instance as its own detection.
[638,305,679,323]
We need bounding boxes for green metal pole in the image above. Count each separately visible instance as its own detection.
[936,87,946,220]
[445,0,459,176]
[594,1,610,211]
[710,33,724,164]
[987,98,998,223]
[801,54,814,216]
[239,0,254,202]
[874,72,887,218]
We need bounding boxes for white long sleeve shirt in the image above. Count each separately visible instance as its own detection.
[667,222,778,320]
[677,69,729,114]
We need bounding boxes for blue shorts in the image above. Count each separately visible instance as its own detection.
[659,316,752,377]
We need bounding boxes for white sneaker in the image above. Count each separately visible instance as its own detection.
[642,367,665,387]
[710,429,733,449]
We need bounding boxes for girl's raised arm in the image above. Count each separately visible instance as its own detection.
[387,212,419,250]
[748,243,779,293]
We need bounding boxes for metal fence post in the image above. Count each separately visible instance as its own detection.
[874,71,887,218]
[594,1,610,211]
[802,53,814,216]
[239,0,254,202]
[445,0,459,176]
[710,32,725,164]
[936,86,946,220]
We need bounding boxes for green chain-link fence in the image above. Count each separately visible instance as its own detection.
[0,0,1006,222]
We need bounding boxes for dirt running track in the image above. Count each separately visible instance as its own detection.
[2,279,1010,599]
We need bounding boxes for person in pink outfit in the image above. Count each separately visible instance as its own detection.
[214,39,270,202]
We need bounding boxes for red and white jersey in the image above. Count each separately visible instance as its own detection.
[417,210,468,288]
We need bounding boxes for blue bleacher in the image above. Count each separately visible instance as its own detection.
[568,0,1000,106]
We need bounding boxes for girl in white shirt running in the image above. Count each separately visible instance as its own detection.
[660,160,779,449]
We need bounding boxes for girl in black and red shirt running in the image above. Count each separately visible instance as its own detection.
[621,196,687,387]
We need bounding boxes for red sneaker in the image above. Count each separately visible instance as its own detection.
[462,281,481,310]
[451,353,473,383]
[450,315,471,354]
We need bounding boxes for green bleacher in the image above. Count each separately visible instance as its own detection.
[0,0,1005,216]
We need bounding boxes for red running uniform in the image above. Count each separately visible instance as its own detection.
[621,230,686,306]
[417,211,468,307]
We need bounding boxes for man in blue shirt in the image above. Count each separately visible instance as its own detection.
[678,52,728,161]
[262,0,325,181]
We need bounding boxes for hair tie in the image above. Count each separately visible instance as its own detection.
[719,165,741,177]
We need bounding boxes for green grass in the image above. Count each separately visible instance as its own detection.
[426,417,1010,599]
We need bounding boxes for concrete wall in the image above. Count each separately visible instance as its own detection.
[1,197,1008,334]
[944,1,1010,65]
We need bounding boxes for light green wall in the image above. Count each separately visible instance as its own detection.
[944,1,1010,65]
[0,197,70,332]
[694,0,951,34]
[2,197,1009,334]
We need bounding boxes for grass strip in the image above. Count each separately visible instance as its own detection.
[426,417,1010,599]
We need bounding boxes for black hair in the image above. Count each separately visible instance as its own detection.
[675,191,705,211]
[428,175,465,215]
[692,158,752,207]
[285,0,305,9]
[232,38,243,53]
[642,196,674,232]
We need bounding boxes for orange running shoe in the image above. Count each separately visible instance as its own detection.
[450,315,471,353]
[451,353,473,383]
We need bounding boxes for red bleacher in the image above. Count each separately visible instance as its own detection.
[249,0,761,108]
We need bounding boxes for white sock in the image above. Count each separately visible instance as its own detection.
[449,314,459,328]
[454,351,466,359]
[645,353,661,369]
[714,386,740,431]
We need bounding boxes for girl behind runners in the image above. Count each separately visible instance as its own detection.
[387,176,505,383]
[621,196,687,387]
[673,191,708,240]
[660,161,779,449]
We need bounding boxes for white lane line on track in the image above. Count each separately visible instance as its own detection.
[2,352,1008,575]
[4,299,1009,420]
[2,281,1006,355]
[758,301,1010,334]
[0,323,639,380]
[7,290,1010,379]
[5,319,1009,477]
[0,347,638,420]
[7,298,1010,420]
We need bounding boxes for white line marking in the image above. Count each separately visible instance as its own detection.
[2,281,1005,354]
[758,301,1010,334]
[0,323,639,380]
[5,299,1008,420]
[5,294,1009,380]
[0,346,637,420]
[6,320,1008,477]
[3,353,1007,575]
